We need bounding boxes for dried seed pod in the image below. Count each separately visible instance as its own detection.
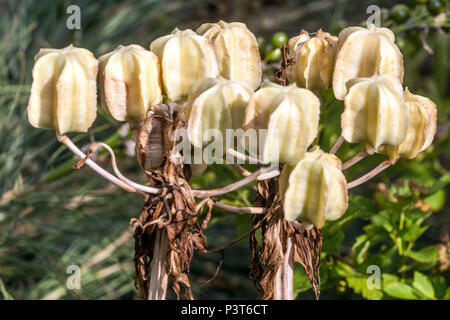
[98,45,162,123]
[341,74,408,154]
[243,82,320,165]
[287,29,338,93]
[279,147,348,229]
[333,25,404,100]
[186,77,253,148]
[135,104,178,171]
[27,45,98,135]
[378,88,437,161]
[150,28,219,102]
[197,21,262,90]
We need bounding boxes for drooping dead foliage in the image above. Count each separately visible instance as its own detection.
[249,177,322,300]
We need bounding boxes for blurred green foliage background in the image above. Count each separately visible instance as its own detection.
[0,0,448,300]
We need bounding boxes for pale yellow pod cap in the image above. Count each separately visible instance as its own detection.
[186,77,253,148]
[197,21,262,91]
[341,74,408,153]
[333,25,404,100]
[150,28,219,102]
[287,29,338,93]
[98,44,162,123]
[243,82,320,165]
[378,88,437,161]
[27,45,98,135]
[280,147,348,229]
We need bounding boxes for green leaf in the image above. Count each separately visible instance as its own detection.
[293,264,312,296]
[400,224,428,242]
[382,274,399,288]
[0,277,13,300]
[371,211,394,232]
[423,189,446,211]
[322,223,344,253]
[352,234,370,264]
[384,282,419,300]
[335,261,383,300]
[413,271,435,299]
[431,276,447,299]
[444,287,450,300]
[406,245,438,263]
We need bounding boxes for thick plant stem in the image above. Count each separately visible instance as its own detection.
[273,236,294,300]
[148,228,169,300]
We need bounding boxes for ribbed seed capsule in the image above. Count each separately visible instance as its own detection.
[279,147,348,229]
[333,25,404,100]
[341,74,408,153]
[186,77,253,148]
[378,88,437,161]
[287,29,338,93]
[197,21,262,90]
[135,104,175,171]
[243,82,320,165]
[150,28,219,102]
[27,45,98,135]
[98,45,162,123]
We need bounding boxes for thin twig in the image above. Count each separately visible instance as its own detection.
[342,149,368,170]
[226,148,263,165]
[57,135,146,198]
[330,135,344,154]
[231,163,252,177]
[206,222,262,253]
[61,135,277,203]
[213,201,266,214]
[93,142,161,195]
[347,160,392,189]
[192,169,263,198]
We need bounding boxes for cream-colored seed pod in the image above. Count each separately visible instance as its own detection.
[287,29,338,93]
[27,45,98,135]
[98,45,162,123]
[333,25,404,100]
[150,28,219,102]
[280,147,348,229]
[341,74,408,153]
[197,21,262,91]
[243,82,320,165]
[378,88,437,161]
[186,77,253,148]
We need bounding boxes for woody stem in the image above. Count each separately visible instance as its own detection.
[273,235,294,300]
[148,228,169,300]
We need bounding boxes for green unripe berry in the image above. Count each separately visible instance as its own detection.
[391,4,410,23]
[427,0,445,15]
[265,48,282,62]
[271,32,288,47]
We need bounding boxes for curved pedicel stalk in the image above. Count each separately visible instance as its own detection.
[342,149,369,170]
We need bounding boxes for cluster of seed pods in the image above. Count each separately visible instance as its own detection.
[27,21,437,229]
